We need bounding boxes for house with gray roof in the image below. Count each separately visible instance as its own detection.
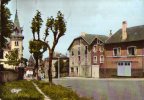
[68,32,108,77]
[105,21,144,77]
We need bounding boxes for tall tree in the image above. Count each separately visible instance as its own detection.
[29,11,47,80]
[43,11,66,84]
[30,10,66,84]
[0,0,13,49]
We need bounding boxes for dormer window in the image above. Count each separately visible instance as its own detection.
[127,46,136,56]
[100,45,104,52]
[93,45,97,53]
[15,41,19,46]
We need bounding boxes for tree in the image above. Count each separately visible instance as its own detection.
[44,11,66,84]
[29,11,47,80]
[0,0,13,50]
[5,49,20,66]
[30,10,66,84]
[21,57,28,67]
[5,49,27,67]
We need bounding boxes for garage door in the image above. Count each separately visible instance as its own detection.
[92,65,99,78]
[117,61,131,76]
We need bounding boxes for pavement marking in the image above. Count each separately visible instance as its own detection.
[32,82,51,100]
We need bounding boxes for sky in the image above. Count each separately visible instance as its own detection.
[7,0,144,59]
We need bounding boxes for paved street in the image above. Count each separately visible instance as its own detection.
[43,77,144,100]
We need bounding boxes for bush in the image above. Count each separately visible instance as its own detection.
[0,80,44,100]
[33,80,93,100]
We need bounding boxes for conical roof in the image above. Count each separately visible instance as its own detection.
[11,10,24,39]
[14,10,20,28]
[28,55,35,67]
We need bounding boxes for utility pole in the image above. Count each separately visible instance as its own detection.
[58,54,61,79]
[58,56,60,78]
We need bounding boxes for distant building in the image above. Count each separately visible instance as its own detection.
[0,10,24,69]
[24,55,35,79]
[44,52,69,78]
[105,21,144,77]
[68,32,108,77]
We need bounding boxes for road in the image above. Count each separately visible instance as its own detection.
[44,77,144,100]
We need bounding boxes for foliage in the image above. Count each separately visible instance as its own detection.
[21,57,28,67]
[5,49,27,67]
[30,10,66,83]
[5,49,20,66]
[54,59,69,77]
[1,0,13,49]
[29,11,47,80]
[0,80,44,100]
[33,80,92,100]
[29,40,47,61]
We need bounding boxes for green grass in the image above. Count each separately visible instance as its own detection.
[0,80,44,100]
[33,80,93,100]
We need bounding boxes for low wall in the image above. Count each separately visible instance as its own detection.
[0,71,18,83]
[100,68,144,78]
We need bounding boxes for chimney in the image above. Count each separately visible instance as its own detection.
[81,32,86,36]
[109,30,112,37]
[122,21,127,40]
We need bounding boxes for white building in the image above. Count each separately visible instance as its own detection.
[0,10,24,69]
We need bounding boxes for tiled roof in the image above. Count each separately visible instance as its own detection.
[68,33,108,50]
[106,25,144,44]
[14,10,20,28]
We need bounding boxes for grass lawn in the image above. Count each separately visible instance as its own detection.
[33,80,93,100]
[0,80,44,100]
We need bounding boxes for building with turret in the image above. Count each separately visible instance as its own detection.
[0,10,24,69]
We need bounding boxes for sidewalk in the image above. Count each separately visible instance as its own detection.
[42,77,144,82]
[32,82,51,100]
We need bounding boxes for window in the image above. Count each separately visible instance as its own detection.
[93,45,97,52]
[71,67,74,72]
[97,39,101,44]
[77,68,78,73]
[78,47,80,55]
[100,55,104,63]
[127,46,136,56]
[78,39,80,45]
[15,41,19,46]
[0,50,3,59]
[85,45,88,55]
[78,56,81,63]
[85,45,88,63]
[113,48,121,56]
[72,49,74,56]
[72,57,74,64]
[100,45,104,52]
[93,56,97,64]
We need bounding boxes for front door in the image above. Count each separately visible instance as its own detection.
[117,61,131,76]
[92,65,99,78]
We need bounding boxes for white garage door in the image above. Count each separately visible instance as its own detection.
[117,61,131,76]
[92,65,99,78]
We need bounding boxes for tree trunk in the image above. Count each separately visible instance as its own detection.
[48,51,53,84]
[35,57,39,80]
